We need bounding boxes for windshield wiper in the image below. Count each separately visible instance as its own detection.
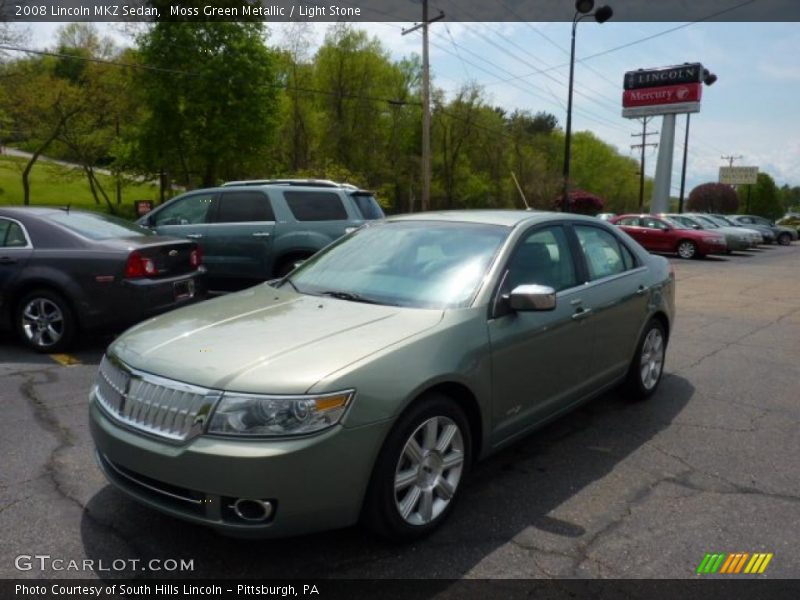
[320,290,384,305]
[281,276,300,293]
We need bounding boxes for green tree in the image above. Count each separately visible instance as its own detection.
[738,172,782,219]
[136,16,279,187]
[778,184,800,213]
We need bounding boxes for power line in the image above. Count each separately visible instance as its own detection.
[426,33,632,134]
[483,0,757,88]
[721,154,744,167]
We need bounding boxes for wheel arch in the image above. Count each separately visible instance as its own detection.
[398,381,484,464]
[11,279,81,327]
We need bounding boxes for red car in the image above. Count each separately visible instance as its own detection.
[610,214,727,259]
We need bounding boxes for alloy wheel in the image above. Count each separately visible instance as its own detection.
[677,241,696,259]
[639,328,665,391]
[394,416,465,526]
[21,298,65,349]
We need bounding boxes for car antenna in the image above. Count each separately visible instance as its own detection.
[510,171,530,210]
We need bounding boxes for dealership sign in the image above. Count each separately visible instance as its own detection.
[719,166,759,185]
[622,63,705,119]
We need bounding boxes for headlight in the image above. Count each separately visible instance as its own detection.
[207,390,354,436]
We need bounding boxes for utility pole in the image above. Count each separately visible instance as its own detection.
[631,116,658,211]
[721,154,743,167]
[403,1,444,212]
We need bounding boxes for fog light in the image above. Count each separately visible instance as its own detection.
[232,498,273,522]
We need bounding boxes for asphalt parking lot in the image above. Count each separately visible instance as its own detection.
[1,244,798,580]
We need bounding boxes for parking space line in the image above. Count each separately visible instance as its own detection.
[49,353,81,367]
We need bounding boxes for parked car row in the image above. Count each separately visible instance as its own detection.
[0,180,383,352]
[609,212,796,259]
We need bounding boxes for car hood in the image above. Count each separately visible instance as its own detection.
[712,226,751,238]
[109,285,444,393]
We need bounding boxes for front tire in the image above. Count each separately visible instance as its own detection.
[16,289,77,353]
[623,318,667,401]
[677,240,698,259]
[362,393,471,541]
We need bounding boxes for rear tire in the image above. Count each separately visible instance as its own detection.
[362,393,471,542]
[676,240,698,259]
[623,318,667,401]
[777,232,791,246]
[16,289,77,353]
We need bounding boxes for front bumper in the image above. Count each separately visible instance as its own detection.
[89,399,391,538]
[723,235,750,252]
[697,238,728,255]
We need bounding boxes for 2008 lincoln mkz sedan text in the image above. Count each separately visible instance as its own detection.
[89,211,675,541]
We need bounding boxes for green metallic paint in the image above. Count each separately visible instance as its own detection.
[91,210,675,537]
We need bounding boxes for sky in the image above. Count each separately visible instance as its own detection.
[14,17,800,195]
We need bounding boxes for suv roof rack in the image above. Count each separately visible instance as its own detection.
[221,178,357,189]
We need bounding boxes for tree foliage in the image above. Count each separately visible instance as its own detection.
[687,182,739,214]
[1,22,683,215]
[135,18,279,187]
[738,172,782,219]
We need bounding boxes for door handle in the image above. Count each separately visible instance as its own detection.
[0,256,16,264]
[252,232,271,238]
[572,307,593,321]
[186,233,203,239]
[636,285,650,296]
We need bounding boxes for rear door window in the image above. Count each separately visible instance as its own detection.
[617,217,640,226]
[215,191,275,222]
[574,225,628,281]
[0,219,29,247]
[284,191,348,221]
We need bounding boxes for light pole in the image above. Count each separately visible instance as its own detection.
[562,0,613,211]
[678,68,717,213]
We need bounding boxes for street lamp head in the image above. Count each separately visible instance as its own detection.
[594,5,614,23]
[703,69,718,86]
[575,0,595,14]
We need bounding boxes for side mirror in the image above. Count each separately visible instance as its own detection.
[508,284,556,311]
[691,224,701,230]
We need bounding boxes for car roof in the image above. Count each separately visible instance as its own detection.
[0,206,67,217]
[615,213,666,219]
[221,179,361,190]
[387,209,607,228]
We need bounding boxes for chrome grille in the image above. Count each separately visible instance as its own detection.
[94,355,218,442]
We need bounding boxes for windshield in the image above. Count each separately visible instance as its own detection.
[693,215,720,228]
[49,211,154,240]
[714,215,736,226]
[669,215,702,229]
[285,221,508,309]
[662,217,690,230]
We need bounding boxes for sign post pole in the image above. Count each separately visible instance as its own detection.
[651,113,676,214]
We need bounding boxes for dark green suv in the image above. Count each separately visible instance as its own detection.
[138,180,384,285]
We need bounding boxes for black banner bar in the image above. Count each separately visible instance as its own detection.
[4,0,800,23]
[4,579,800,600]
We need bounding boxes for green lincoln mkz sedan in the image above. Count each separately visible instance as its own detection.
[89,211,675,541]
